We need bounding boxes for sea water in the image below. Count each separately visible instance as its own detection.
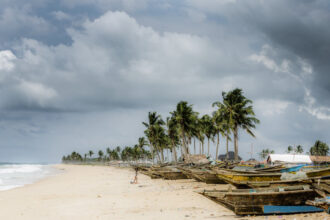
[0,163,59,191]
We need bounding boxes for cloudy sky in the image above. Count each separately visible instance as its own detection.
[0,0,329,163]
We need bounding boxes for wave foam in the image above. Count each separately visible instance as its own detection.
[0,164,42,174]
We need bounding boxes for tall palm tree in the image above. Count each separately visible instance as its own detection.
[195,117,206,154]
[106,147,111,161]
[88,150,94,158]
[221,89,259,161]
[310,140,329,156]
[212,110,225,160]
[170,101,195,157]
[200,114,215,157]
[143,112,165,162]
[98,150,104,161]
[166,117,179,162]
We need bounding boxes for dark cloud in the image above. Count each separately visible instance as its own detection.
[0,0,329,162]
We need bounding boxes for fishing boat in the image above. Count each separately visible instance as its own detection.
[177,167,199,180]
[189,168,226,184]
[214,167,330,188]
[151,166,188,180]
[199,185,321,215]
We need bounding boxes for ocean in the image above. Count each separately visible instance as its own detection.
[0,163,59,191]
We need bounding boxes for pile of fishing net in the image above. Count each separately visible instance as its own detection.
[280,171,308,180]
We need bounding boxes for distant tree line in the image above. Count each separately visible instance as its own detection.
[259,140,329,160]
[62,138,152,162]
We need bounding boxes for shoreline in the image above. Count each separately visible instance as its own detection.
[0,164,327,219]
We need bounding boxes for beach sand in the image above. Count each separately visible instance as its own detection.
[0,164,328,220]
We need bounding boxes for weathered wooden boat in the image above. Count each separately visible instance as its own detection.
[214,167,330,188]
[189,169,226,184]
[199,185,320,215]
[177,167,198,180]
[151,166,188,180]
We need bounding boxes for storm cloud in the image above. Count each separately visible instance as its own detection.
[0,0,329,162]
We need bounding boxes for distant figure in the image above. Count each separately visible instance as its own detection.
[130,167,138,184]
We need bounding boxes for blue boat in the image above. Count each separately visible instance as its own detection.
[280,164,306,173]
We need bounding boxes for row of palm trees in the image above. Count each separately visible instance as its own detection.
[62,88,260,163]
[62,140,152,162]
[142,88,260,163]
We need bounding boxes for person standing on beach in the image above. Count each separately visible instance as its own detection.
[131,167,138,184]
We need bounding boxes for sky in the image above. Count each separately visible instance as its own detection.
[0,0,330,163]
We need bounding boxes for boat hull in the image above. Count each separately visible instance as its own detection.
[200,185,319,215]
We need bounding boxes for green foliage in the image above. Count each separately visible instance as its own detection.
[170,101,196,156]
[220,88,259,161]
[295,145,304,154]
[286,146,293,153]
[310,140,329,156]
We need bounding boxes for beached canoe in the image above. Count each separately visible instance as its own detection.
[214,167,330,188]
[150,166,188,180]
[199,185,320,215]
[177,167,197,180]
[189,169,226,184]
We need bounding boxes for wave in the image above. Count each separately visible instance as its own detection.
[0,164,43,174]
[0,164,58,191]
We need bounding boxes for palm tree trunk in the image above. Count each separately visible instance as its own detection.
[194,138,196,154]
[161,149,165,162]
[216,133,220,161]
[202,141,204,155]
[172,141,178,163]
[226,134,229,160]
[155,146,162,163]
[181,131,189,156]
[234,126,239,161]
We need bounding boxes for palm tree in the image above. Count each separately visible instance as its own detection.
[259,149,274,160]
[286,146,293,154]
[166,117,180,162]
[138,137,147,149]
[220,89,259,161]
[143,112,165,163]
[98,150,104,161]
[295,145,304,154]
[310,140,329,156]
[201,114,216,157]
[195,117,206,154]
[213,98,233,160]
[170,101,195,157]
[88,150,94,158]
[106,147,111,161]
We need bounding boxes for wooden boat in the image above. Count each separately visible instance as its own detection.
[177,167,198,180]
[214,167,330,188]
[259,164,305,173]
[189,169,226,184]
[151,166,188,180]
[199,185,320,215]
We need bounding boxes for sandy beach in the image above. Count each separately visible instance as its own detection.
[0,164,328,220]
